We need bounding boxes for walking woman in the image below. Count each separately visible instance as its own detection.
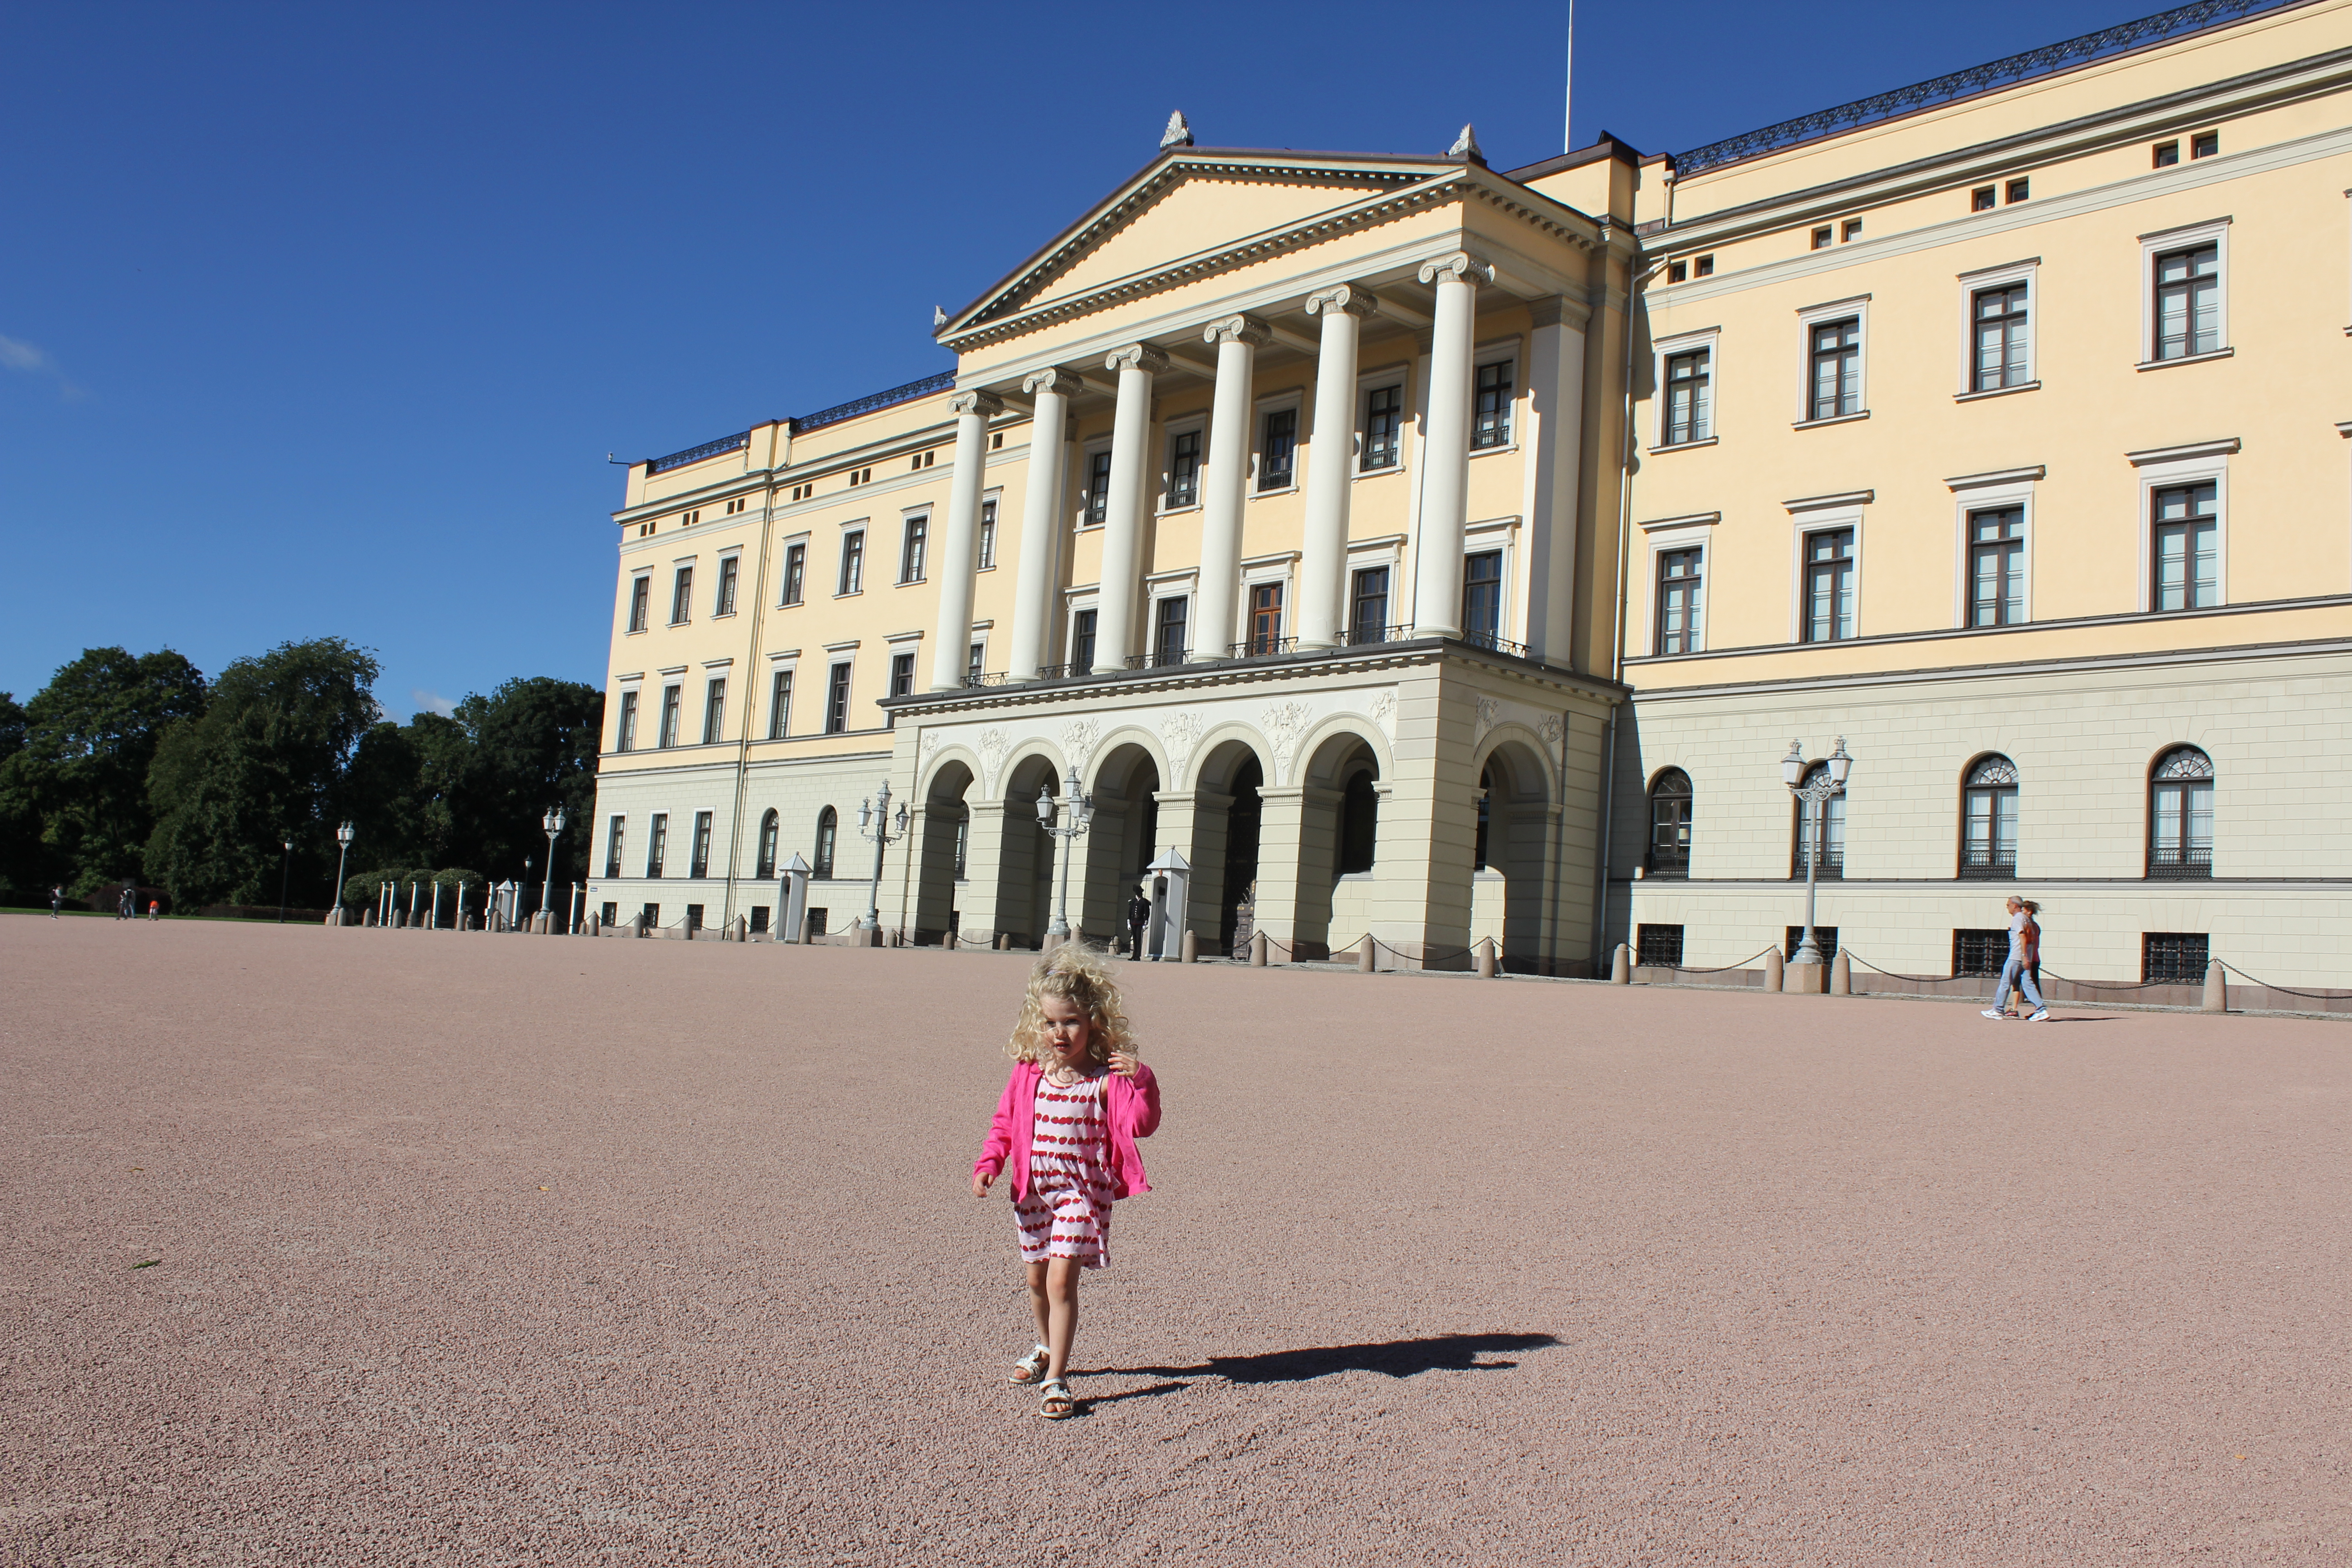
[1983,896,2050,1023]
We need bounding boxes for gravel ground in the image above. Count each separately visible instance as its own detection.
[3,916,2348,1566]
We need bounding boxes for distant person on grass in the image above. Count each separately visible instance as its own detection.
[971,944,1162,1420]
[1983,895,2050,1023]
[50,886,64,919]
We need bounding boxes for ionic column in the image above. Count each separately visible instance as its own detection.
[1194,315,1268,662]
[1096,343,1167,668]
[928,389,1002,691]
[1411,250,1494,638]
[1298,286,1377,649]
[1008,369,1080,680]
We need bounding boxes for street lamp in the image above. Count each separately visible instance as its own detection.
[333,821,355,923]
[1783,736,1854,972]
[540,806,566,931]
[1036,764,1094,942]
[857,779,911,934]
[278,838,294,923]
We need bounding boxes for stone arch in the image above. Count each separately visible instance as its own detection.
[1178,721,1274,792]
[1080,740,1164,948]
[986,747,1068,949]
[1280,725,1392,964]
[1186,735,1272,959]
[916,744,986,803]
[1468,735,1558,974]
[911,759,975,946]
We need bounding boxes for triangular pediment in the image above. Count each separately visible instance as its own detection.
[944,150,1458,340]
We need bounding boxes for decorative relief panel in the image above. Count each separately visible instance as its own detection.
[1368,690,1396,739]
[1162,710,1204,769]
[1539,714,1563,747]
[1474,697,1501,742]
[1060,717,1101,765]
[1263,701,1311,775]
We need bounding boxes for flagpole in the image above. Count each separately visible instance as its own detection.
[1562,0,1576,153]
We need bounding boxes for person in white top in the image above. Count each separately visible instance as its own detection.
[1983,896,2049,1022]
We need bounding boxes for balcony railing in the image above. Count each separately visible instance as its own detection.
[1035,663,1092,681]
[960,671,1007,688]
[647,431,750,475]
[2148,846,2214,879]
[1645,853,1690,880]
[1230,636,1300,659]
[1790,849,1844,880]
[1345,622,1413,646]
[1124,648,1190,670]
[1959,848,2018,880]
[1461,631,1529,657]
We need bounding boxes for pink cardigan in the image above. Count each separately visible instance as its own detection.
[974,1061,1161,1202]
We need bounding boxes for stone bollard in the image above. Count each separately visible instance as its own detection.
[1180,929,1197,964]
[995,933,1009,951]
[735,914,748,942]
[2201,957,2227,1013]
[1830,950,1852,996]
[587,912,600,936]
[1611,943,1631,984]
[1250,931,1268,967]
[1764,949,1784,993]
[632,912,646,939]
[1475,938,1498,980]
[1357,936,1376,973]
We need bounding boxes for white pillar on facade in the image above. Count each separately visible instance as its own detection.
[1521,294,1589,663]
[1194,314,1267,662]
[929,390,1002,691]
[1009,369,1080,681]
[1411,250,1494,639]
[1096,343,1167,669]
[1298,285,1377,649]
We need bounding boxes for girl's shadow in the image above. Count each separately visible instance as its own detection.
[1088,1331,1557,1388]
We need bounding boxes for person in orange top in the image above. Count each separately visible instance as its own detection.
[1984,896,2050,1022]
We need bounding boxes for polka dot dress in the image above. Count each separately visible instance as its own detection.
[1014,1071,1113,1269]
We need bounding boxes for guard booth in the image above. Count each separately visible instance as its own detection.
[776,853,810,945]
[1144,848,1191,962]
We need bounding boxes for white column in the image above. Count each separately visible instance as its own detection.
[1411,250,1494,639]
[1194,315,1267,662]
[928,390,1002,691]
[1298,285,1377,649]
[1009,369,1079,681]
[1096,343,1166,667]
[1521,294,1589,663]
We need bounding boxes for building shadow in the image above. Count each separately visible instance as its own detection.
[1088,1331,1557,1386]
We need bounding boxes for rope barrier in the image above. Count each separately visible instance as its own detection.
[1646,945,1780,976]
[2219,960,2349,1002]
[1841,951,1971,985]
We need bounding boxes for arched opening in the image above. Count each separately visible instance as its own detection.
[1080,744,1161,949]
[1297,730,1384,962]
[755,808,779,880]
[813,806,838,880]
[993,754,1065,948]
[1790,762,1845,878]
[1646,769,1691,878]
[1473,741,1556,973]
[1193,741,1265,959]
[2148,745,2214,878]
[1960,754,2018,878]
[912,760,973,945]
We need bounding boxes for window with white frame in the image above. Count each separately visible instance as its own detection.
[1807,318,1862,421]
[779,540,808,605]
[1360,382,1405,471]
[838,530,865,595]
[767,668,792,739]
[899,514,927,583]
[627,574,651,632]
[2132,441,2232,612]
[1164,426,1202,510]
[1082,446,1113,525]
[2141,220,2228,364]
[701,676,727,744]
[669,564,694,624]
[1257,406,1298,492]
[977,499,997,570]
[1656,548,1703,654]
[714,554,740,616]
[1152,596,1188,666]
[1663,345,1711,445]
[605,815,626,878]
[1801,528,1856,642]
[615,688,639,752]
[1068,606,1098,674]
[1471,355,1515,449]
[658,683,682,747]
[1966,508,2025,626]
[825,662,852,733]
[1967,273,2033,392]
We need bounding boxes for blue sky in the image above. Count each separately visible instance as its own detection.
[0,0,2160,716]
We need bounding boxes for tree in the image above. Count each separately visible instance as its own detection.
[0,648,206,895]
[443,677,603,881]
[145,639,380,909]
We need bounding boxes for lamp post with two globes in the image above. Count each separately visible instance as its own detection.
[1781,736,1854,976]
[858,779,910,935]
[1036,764,1094,943]
[540,807,567,931]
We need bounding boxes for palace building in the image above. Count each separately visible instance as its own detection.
[588,0,2352,987]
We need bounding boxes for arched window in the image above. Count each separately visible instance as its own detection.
[1791,761,1846,878]
[755,809,779,880]
[1473,763,1494,869]
[1646,769,1692,878]
[1338,768,1379,874]
[1960,755,2018,878]
[2148,746,2213,878]
[814,806,838,879]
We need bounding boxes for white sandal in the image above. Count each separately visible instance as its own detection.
[1037,1377,1074,1419]
[1009,1345,1051,1385]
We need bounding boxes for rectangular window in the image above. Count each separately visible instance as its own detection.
[781,543,807,606]
[670,566,694,624]
[616,690,638,753]
[2153,139,2180,168]
[1166,431,1201,509]
[1471,360,1514,450]
[1693,254,1713,277]
[701,677,726,744]
[1070,608,1098,675]
[2151,773,2215,878]
[977,500,997,570]
[658,683,681,747]
[686,903,704,932]
[1812,225,1833,249]
[2153,244,2220,360]
[1084,449,1113,525]
[605,817,625,879]
[1668,260,1687,284]
[1968,507,2025,627]
[2142,931,2210,984]
[1802,529,1855,643]
[602,902,617,929]
[628,576,651,632]
[1971,186,1995,211]
[1635,924,1685,968]
[1246,583,1284,654]
[647,813,668,878]
[1664,348,1711,444]
[749,906,769,935]
[715,555,740,616]
[1841,218,1862,242]
[1951,929,2007,978]
[825,662,852,733]
[1350,566,1390,643]
[900,516,927,583]
[839,531,865,595]
[1808,318,1861,420]
[1361,385,1404,471]
[690,812,712,879]
[2005,177,2029,204]
[968,642,985,682]
[890,650,915,697]
[1258,409,1297,491]
[1784,925,1839,960]
[2151,482,2218,610]
[1153,596,1188,666]
[767,670,792,739]
[2191,130,2219,158]
[1971,284,2029,391]
[1463,550,1503,645]
[1656,548,1702,655]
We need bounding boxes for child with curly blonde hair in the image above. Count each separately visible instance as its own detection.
[970,945,1161,1419]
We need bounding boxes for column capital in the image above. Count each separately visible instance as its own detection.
[1305,285,1379,319]
[1105,343,1170,376]
[1021,368,1085,399]
[950,389,1004,419]
[1417,250,1497,288]
[1528,293,1593,332]
[1202,314,1272,348]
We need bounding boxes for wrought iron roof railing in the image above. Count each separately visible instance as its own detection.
[1672,0,2302,177]
[792,371,956,433]
[647,431,750,475]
